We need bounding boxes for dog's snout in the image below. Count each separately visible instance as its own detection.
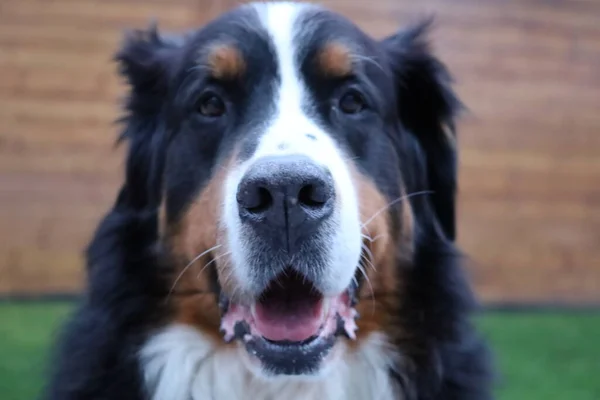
[236,155,335,246]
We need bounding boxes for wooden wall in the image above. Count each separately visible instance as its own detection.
[1,0,599,303]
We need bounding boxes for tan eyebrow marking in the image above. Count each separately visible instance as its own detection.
[205,44,246,79]
[316,41,353,77]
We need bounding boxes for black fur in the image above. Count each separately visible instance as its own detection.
[383,21,494,400]
[43,6,493,399]
[42,27,177,400]
[382,20,461,241]
[43,206,165,399]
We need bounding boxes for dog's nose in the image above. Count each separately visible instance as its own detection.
[236,155,335,249]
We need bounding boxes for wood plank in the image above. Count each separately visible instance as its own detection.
[0,0,598,302]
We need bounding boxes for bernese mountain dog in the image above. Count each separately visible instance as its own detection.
[44,2,493,399]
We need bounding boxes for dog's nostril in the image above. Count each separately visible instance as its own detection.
[238,186,273,214]
[298,184,328,208]
[250,187,273,213]
[236,155,335,231]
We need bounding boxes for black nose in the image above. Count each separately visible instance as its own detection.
[236,155,335,250]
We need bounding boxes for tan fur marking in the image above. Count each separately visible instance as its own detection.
[206,44,246,79]
[347,164,414,345]
[173,294,224,343]
[317,42,353,77]
[164,156,237,344]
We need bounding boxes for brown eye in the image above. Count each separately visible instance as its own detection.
[197,93,226,117]
[339,90,366,114]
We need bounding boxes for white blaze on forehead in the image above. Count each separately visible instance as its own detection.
[251,1,318,158]
[222,2,362,297]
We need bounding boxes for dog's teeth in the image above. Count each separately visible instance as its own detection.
[344,315,358,340]
[346,327,357,340]
[221,327,234,343]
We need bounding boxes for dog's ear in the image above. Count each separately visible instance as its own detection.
[114,24,185,211]
[382,20,461,241]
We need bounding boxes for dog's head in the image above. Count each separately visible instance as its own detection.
[116,2,459,378]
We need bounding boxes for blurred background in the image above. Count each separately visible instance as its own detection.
[0,0,598,399]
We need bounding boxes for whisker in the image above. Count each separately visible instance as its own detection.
[351,54,385,73]
[361,190,434,230]
[166,244,222,300]
[371,233,387,243]
[361,243,376,271]
[229,283,242,305]
[223,268,233,296]
[360,213,374,238]
[195,251,231,280]
[361,232,373,242]
[221,264,236,290]
[361,233,387,244]
[361,253,377,275]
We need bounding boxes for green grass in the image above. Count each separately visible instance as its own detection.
[0,302,72,400]
[0,303,598,400]
[480,312,600,400]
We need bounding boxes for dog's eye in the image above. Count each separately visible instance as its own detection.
[196,93,226,117]
[338,89,366,114]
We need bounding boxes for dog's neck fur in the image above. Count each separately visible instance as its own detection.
[140,325,401,400]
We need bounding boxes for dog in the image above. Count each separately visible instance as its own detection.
[44,2,493,399]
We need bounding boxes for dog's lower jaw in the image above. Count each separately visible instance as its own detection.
[140,325,400,400]
[219,284,359,376]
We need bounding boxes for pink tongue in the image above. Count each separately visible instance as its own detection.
[253,297,323,342]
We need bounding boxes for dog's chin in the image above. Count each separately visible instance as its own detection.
[219,269,359,376]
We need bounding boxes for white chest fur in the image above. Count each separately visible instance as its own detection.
[140,325,401,400]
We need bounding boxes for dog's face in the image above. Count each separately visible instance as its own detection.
[117,2,458,378]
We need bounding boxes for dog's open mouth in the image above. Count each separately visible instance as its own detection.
[219,269,359,374]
